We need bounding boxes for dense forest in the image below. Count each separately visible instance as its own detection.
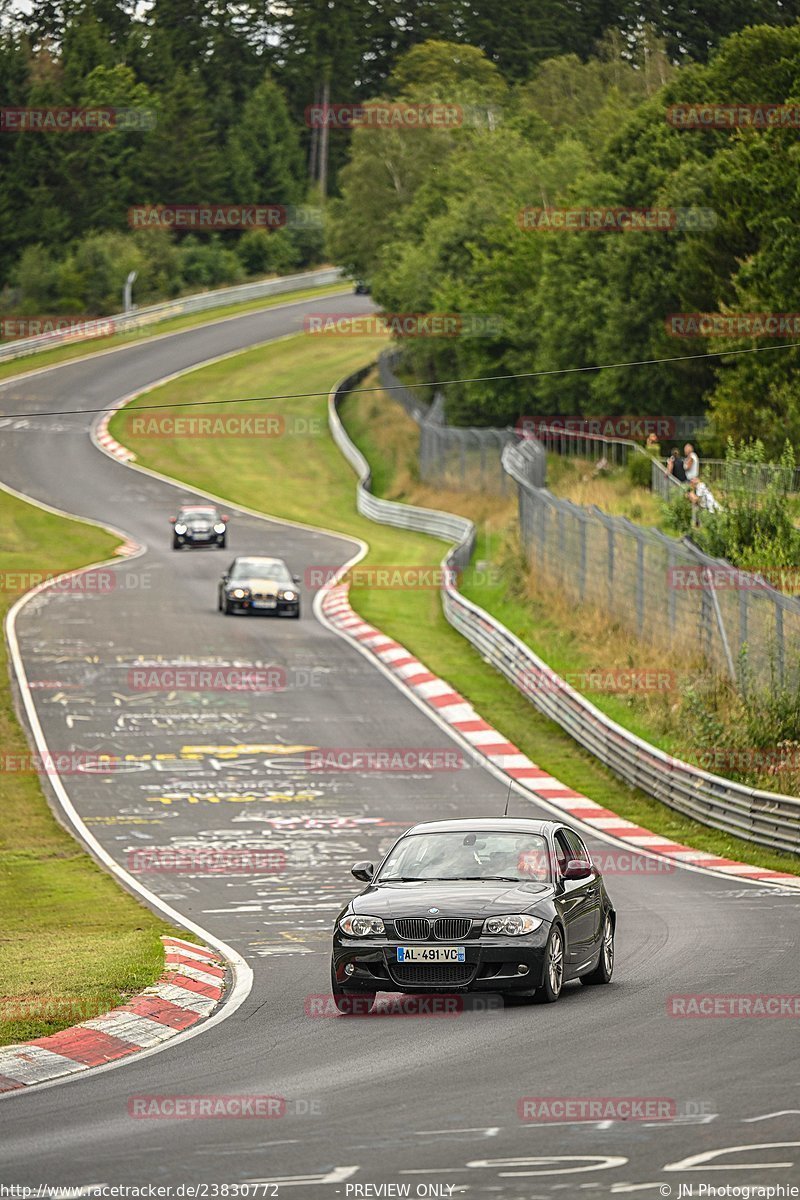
[2,1,800,447]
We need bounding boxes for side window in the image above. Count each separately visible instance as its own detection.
[564,830,592,868]
[554,832,571,876]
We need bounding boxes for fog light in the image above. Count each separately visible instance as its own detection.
[344,963,355,976]
[517,964,529,975]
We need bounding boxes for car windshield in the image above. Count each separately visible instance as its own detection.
[230,558,292,581]
[180,508,218,521]
[378,831,551,883]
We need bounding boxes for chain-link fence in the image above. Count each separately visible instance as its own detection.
[379,349,800,695]
[378,349,545,494]
[505,441,800,693]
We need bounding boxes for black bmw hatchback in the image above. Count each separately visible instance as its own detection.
[330,817,615,1011]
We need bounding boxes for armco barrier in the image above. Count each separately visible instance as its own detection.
[330,366,800,857]
[0,267,344,365]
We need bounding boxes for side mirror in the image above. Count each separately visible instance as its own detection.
[221,573,229,582]
[169,516,176,524]
[292,575,301,585]
[563,859,593,881]
[351,861,374,882]
[221,515,229,523]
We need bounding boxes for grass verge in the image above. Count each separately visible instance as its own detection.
[111,347,799,877]
[0,495,180,1046]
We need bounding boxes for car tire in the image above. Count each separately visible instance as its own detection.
[535,925,564,1004]
[580,914,614,986]
[290,607,301,619]
[218,539,226,550]
[330,962,375,1015]
[172,539,181,550]
[223,598,234,615]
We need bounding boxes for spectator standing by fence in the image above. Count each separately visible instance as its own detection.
[667,448,687,483]
[684,444,699,481]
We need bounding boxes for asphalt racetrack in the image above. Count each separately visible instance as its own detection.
[1,292,799,1196]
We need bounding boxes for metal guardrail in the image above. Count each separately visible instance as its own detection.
[329,365,475,568]
[331,365,800,857]
[0,267,344,364]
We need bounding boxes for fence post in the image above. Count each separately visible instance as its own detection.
[738,588,747,686]
[667,545,676,634]
[776,601,785,687]
[636,531,645,635]
[579,513,587,602]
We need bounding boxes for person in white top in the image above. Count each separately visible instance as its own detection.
[683,443,699,481]
[688,476,722,524]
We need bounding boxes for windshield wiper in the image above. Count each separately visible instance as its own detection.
[380,875,427,882]
[425,875,523,882]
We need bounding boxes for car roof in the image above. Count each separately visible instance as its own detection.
[402,817,558,836]
[233,555,287,565]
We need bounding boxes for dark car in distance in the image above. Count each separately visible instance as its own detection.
[218,555,301,617]
[331,817,615,1012]
[171,505,228,549]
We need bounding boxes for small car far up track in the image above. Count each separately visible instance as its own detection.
[170,505,228,549]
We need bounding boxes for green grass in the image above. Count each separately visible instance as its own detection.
[110,346,799,878]
[0,279,349,385]
[0,493,180,1046]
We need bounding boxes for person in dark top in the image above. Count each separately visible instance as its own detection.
[667,448,687,483]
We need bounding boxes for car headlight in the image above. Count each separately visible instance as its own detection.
[213,523,226,534]
[483,914,543,936]
[339,915,385,937]
[174,524,187,534]
[281,590,297,601]
[230,587,249,599]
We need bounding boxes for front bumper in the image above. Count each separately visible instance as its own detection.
[332,928,550,993]
[225,594,299,615]
[176,533,224,546]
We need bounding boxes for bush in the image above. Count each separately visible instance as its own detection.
[626,451,654,489]
[666,487,692,534]
[235,229,301,276]
[695,438,800,574]
[177,236,245,290]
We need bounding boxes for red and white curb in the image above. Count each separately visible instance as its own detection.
[96,409,136,463]
[0,938,228,1093]
[321,583,800,889]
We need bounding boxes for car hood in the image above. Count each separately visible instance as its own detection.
[228,576,289,592]
[351,879,554,918]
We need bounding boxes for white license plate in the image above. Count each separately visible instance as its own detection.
[253,599,277,609]
[397,946,465,963]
